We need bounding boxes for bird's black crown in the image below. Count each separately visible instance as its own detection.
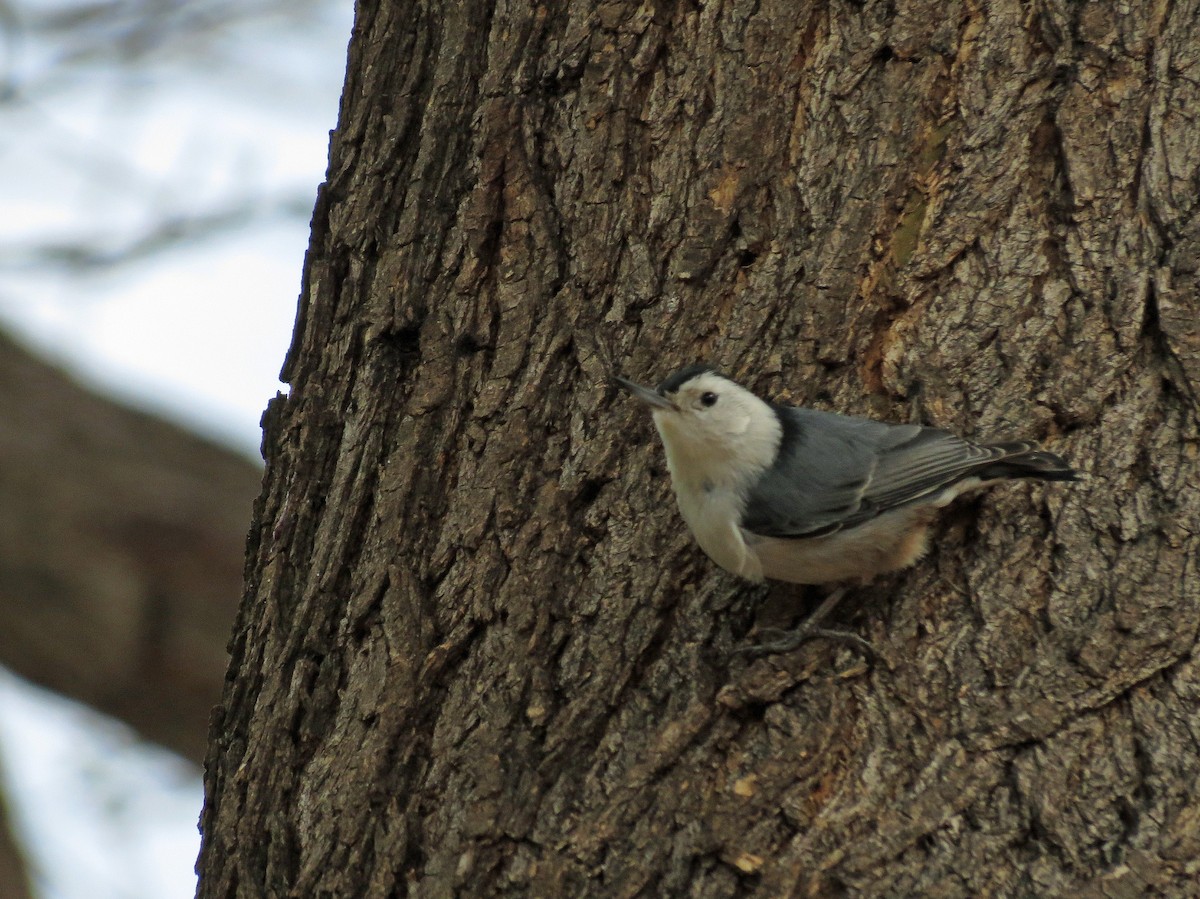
[656,364,717,395]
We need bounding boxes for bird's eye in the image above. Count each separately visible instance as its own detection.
[700,392,718,407]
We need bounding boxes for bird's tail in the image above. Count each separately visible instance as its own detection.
[978,441,1080,482]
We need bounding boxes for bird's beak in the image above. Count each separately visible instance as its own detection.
[613,375,675,411]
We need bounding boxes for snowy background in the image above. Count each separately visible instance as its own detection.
[0,0,354,895]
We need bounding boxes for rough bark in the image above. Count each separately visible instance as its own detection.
[0,329,261,763]
[199,0,1200,896]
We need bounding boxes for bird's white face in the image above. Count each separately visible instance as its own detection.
[645,371,782,489]
[653,371,753,439]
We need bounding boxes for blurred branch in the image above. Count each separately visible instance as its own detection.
[0,0,346,280]
[0,786,33,899]
[15,0,331,71]
[0,193,315,272]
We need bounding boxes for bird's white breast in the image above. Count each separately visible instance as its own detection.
[672,481,764,581]
[655,426,765,581]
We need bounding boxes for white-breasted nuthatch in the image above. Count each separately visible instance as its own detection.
[615,364,1078,655]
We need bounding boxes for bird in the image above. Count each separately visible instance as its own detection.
[614,364,1079,657]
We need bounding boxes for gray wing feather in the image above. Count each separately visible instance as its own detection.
[741,407,1013,539]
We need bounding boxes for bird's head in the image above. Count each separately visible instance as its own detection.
[614,365,781,487]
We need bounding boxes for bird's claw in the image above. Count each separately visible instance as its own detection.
[735,625,878,661]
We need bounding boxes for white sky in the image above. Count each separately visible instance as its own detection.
[0,2,354,896]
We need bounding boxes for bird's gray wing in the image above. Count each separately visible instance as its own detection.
[741,406,1012,539]
[860,427,1020,512]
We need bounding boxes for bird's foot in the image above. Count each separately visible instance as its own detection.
[734,625,878,661]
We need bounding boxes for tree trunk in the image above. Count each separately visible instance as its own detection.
[198,0,1200,895]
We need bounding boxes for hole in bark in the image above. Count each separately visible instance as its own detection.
[730,221,759,267]
[875,45,895,63]
[575,477,607,505]
[455,333,490,355]
[540,69,582,97]
[387,325,422,358]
